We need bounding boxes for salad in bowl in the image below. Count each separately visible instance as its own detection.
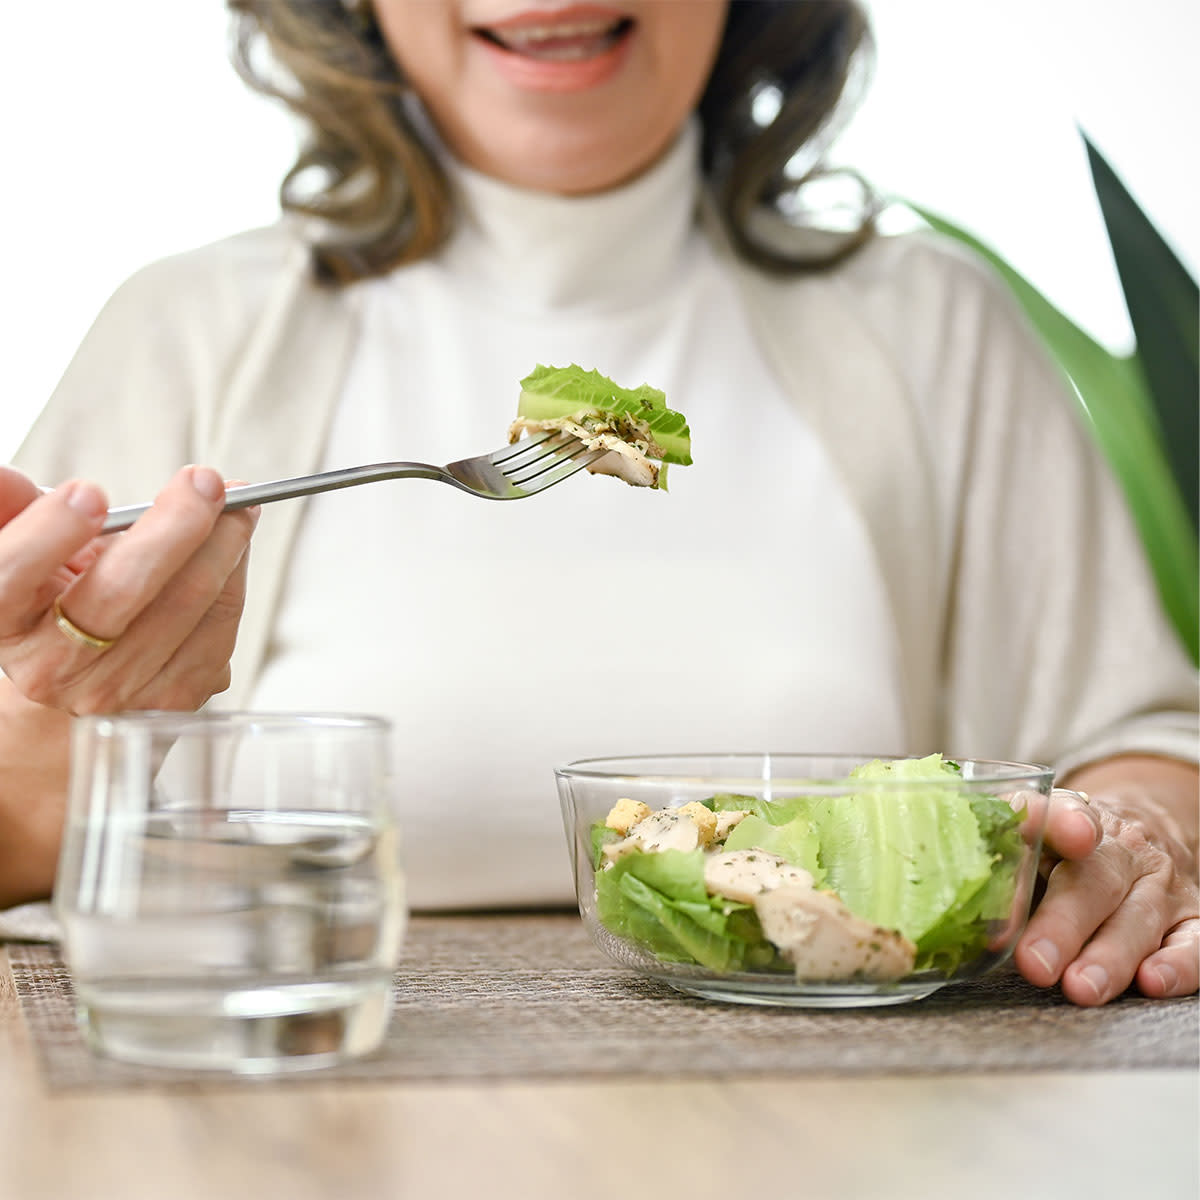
[555,753,1053,1006]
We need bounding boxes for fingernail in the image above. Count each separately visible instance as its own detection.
[190,467,225,503]
[1028,938,1060,976]
[62,481,106,520]
[1153,963,1179,994]
[1078,963,1110,1001]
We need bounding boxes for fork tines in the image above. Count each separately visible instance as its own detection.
[497,434,597,489]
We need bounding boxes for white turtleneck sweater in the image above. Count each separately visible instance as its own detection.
[248,127,900,908]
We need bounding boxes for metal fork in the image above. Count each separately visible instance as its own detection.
[100,433,605,533]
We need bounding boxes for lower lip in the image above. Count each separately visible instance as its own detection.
[473,28,634,93]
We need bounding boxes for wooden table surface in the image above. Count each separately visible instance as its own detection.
[3,946,1196,1200]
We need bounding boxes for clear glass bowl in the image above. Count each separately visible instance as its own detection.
[556,753,1053,1008]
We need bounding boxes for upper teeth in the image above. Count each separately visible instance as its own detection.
[501,19,616,44]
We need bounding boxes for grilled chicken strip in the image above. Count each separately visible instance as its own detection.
[754,885,917,982]
[702,848,814,905]
[508,412,664,488]
[703,848,916,981]
[602,808,708,862]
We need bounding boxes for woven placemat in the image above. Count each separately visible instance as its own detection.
[9,913,1197,1089]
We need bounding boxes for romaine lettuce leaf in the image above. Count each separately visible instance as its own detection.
[590,821,621,870]
[516,364,692,466]
[802,756,1025,971]
[594,849,782,973]
[801,789,992,944]
[707,793,763,816]
[722,814,825,885]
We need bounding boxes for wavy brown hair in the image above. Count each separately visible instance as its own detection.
[227,0,876,284]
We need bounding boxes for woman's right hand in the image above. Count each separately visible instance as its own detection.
[0,463,259,716]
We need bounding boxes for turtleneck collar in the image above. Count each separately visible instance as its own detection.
[432,118,703,314]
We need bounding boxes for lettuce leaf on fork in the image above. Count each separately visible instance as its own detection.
[509,364,692,490]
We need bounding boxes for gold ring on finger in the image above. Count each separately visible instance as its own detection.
[52,594,117,652]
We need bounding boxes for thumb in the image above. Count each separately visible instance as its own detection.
[1041,788,1103,866]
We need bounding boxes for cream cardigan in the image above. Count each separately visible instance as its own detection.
[14,215,1198,775]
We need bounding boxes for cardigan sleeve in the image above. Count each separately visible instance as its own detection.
[9,223,361,708]
[874,235,1198,773]
[12,258,204,502]
[723,221,1196,771]
[9,224,305,501]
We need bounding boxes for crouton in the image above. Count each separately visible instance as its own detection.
[677,802,718,846]
[605,798,652,835]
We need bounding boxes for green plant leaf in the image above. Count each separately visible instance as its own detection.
[902,202,1198,664]
[1084,132,1199,532]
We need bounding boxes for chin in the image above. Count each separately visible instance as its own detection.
[465,114,674,195]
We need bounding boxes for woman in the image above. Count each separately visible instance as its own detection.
[0,0,1195,1005]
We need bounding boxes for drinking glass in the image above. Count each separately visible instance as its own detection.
[54,711,406,1074]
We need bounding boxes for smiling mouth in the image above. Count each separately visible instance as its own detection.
[473,15,635,62]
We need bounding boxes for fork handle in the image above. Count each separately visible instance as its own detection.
[101,462,439,533]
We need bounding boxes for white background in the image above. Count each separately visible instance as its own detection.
[3,1,1196,459]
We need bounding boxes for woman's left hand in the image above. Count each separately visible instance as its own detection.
[1014,767,1199,1005]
